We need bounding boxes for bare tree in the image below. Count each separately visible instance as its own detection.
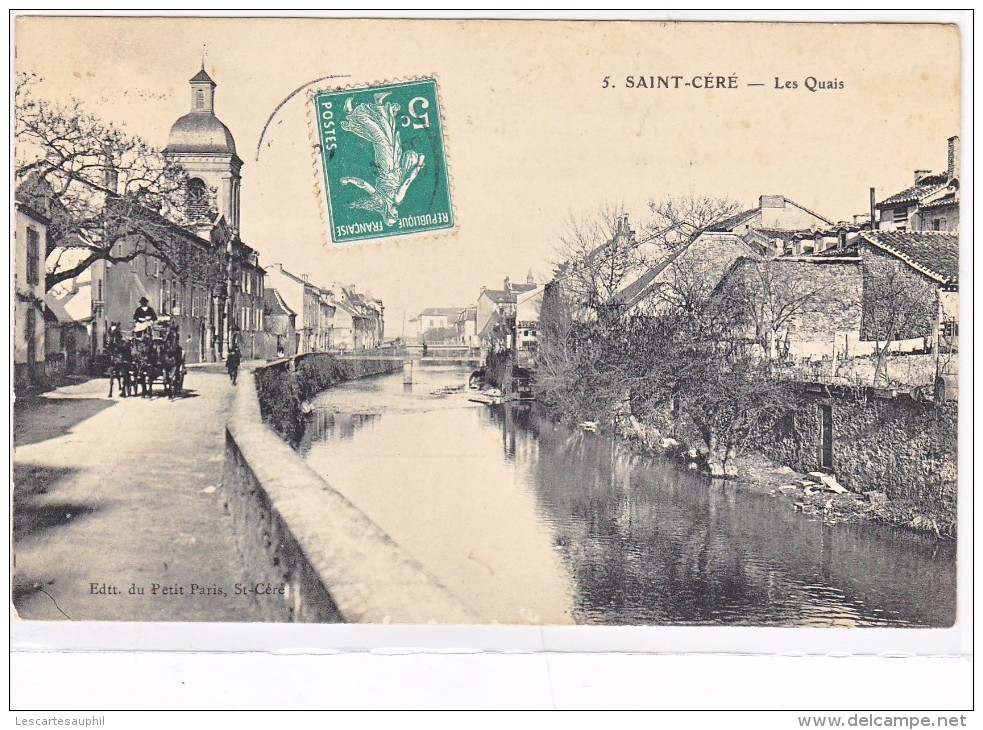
[646,195,742,251]
[533,203,646,421]
[718,258,823,363]
[15,73,218,290]
[618,195,743,316]
[537,196,745,425]
[552,202,642,320]
[861,254,938,384]
[629,293,792,477]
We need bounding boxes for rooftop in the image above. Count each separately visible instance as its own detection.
[706,207,761,232]
[190,68,216,85]
[875,175,949,209]
[166,112,238,155]
[263,287,296,318]
[859,230,959,285]
[420,307,465,317]
[480,289,515,304]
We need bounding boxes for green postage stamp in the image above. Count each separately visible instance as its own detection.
[313,77,454,243]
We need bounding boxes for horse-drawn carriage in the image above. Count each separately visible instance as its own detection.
[106,318,186,399]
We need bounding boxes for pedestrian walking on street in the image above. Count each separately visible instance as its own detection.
[226,346,241,385]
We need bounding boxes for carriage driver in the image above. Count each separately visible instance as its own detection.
[133,296,158,333]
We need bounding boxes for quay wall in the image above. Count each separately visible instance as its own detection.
[749,388,958,511]
[222,353,477,623]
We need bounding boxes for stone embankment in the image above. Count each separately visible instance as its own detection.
[223,353,477,623]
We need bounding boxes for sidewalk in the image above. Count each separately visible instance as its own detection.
[13,365,266,621]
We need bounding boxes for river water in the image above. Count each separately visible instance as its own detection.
[299,366,956,627]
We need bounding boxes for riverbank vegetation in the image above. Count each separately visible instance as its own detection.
[536,198,793,477]
[533,202,956,537]
[254,354,399,445]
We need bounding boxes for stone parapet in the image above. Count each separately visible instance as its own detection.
[222,359,477,623]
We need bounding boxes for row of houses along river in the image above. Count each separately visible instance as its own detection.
[298,364,955,627]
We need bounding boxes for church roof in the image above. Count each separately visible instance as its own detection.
[190,68,216,85]
[166,66,237,155]
[166,112,237,155]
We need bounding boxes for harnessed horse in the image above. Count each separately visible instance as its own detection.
[159,321,186,398]
[106,323,136,398]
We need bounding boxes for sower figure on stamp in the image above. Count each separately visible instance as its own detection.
[226,346,241,385]
[339,93,426,226]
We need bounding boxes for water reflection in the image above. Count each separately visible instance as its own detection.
[301,410,380,445]
[303,370,956,627]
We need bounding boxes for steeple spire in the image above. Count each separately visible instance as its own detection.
[189,64,216,113]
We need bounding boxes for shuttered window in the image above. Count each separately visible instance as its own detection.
[26,227,40,285]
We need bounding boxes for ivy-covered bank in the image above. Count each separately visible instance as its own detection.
[747,389,958,537]
[253,353,400,445]
[601,386,959,539]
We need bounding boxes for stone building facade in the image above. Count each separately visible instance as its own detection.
[13,201,48,391]
[875,136,959,234]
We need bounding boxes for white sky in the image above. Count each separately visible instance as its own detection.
[15,17,961,335]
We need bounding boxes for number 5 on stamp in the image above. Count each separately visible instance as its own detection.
[313,78,454,243]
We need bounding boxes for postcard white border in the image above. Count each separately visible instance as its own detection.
[8,7,974,712]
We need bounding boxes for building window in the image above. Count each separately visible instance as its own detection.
[195,90,204,109]
[933,218,942,231]
[893,207,908,224]
[97,279,103,302]
[26,227,40,286]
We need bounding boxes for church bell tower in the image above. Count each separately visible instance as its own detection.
[164,65,242,234]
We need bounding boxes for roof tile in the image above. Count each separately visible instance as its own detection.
[859,230,959,285]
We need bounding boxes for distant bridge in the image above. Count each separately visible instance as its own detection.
[331,352,483,367]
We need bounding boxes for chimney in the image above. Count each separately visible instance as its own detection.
[504,276,511,291]
[102,143,118,194]
[759,195,785,209]
[914,169,933,185]
[791,236,803,257]
[947,135,960,180]
[302,274,309,283]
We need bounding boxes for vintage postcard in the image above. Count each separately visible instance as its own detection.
[10,15,968,659]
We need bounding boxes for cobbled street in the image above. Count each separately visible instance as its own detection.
[12,366,264,621]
